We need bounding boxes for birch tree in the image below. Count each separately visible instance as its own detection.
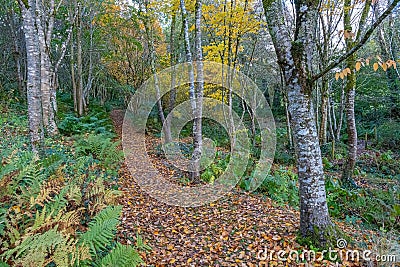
[179,0,204,180]
[263,0,334,247]
[192,0,204,180]
[18,0,43,154]
[142,0,172,143]
[341,0,373,187]
[262,0,400,246]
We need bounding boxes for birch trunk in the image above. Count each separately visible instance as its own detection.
[75,1,85,117]
[19,0,43,154]
[319,78,329,144]
[336,82,345,141]
[180,0,203,179]
[35,0,58,136]
[9,8,24,96]
[263,0,334,246]
[169,13,177,112]
[143,0,171,144]
[341,0,372,187]
[191,0,204,180]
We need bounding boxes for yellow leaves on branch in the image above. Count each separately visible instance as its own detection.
[335,56,397,80]
[335,67,351,80]
[343,30,355,39]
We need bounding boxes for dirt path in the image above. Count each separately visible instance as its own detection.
[110,110,365,267]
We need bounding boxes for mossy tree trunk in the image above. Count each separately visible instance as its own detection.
[341,0,372,188]
[263,0,335,247]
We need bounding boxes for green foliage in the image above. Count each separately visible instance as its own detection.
[201,151,229,184]
[80,206,122,256]
[58,111,114,136]
[94,243,143,267]
[74,134,124,170]
[0,106,145,266]
[257,167,299,207]
[326,176,400,230]
[2,227,88,267]
[274,128,295,165]
[377,121,400,151]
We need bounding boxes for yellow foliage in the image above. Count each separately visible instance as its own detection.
[335,56,397,80]
[202,0,261,66]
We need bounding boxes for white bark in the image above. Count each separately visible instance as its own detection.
[143,0,171,143]
[263,0,332,245]
[19,0,43,154]
[192,0,204,179]
[35,0,58,135]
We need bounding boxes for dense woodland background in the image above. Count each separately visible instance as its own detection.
[0,0,399,266]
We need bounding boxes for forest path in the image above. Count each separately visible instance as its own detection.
[110,110,360,266]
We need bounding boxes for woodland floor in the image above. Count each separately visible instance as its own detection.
[110,110,378,267]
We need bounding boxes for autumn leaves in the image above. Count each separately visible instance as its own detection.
[335,55,398,80]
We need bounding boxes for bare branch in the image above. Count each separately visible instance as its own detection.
[312,0,400,81]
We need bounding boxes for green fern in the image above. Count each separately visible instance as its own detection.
[2,227,64,266]
[94,242,143,267]
[79,206,122,256]
[74,134,123,169]
[136,233,152,252]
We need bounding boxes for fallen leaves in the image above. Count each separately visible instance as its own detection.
[110,110,372,266]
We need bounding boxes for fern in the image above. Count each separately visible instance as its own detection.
[53,236,91,267]
[2,226,92,266]
[2,227,64,266]
[79,206,122,256]
[66,184,83,206]
[85,178,121,215]
[14,161,47,205]
[94,242,143,267]
[74,134,123,169]
[135,233,152,252]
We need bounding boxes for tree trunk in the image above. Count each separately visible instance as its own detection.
[19,0,43,154]
[76,1,85,117]
[319,78,329,144]
[263,0,334,247]
[143,0,171,144]
[9,8,25,97]
[35,0,58,136]
[180,0,202,179]
[336,82,345,141]
[341,0,372,187]
[342,54,358,187]
[191,0,204,180]
[169,13,177,112]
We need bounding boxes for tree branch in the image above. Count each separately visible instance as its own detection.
[312,0,400,82]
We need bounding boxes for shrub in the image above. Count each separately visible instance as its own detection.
[58,110,114,136]
[257,167,299,207]
[378,121,400,151]
[74,134,124,170]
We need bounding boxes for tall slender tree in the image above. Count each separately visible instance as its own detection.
[18,0,43,154]
[179,0,204,180]
[263,0,400,246]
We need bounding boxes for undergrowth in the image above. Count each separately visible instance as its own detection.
[0,104,147,267]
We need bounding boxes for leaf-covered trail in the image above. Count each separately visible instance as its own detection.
[110,110,363,266]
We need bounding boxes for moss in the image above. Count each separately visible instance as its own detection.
[296,224,348,250]
[21,0,29,8]
[291,41,304,58]
[262,0,276,9]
